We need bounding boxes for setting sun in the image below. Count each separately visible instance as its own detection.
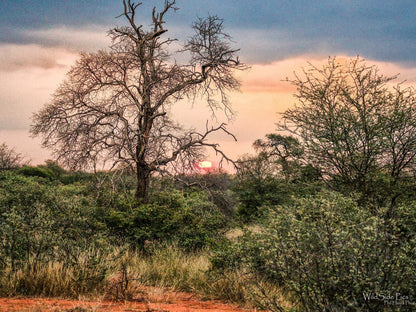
[198,160,213,169]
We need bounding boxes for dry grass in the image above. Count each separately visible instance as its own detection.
[0,244,289,310]
[136,244,210,291]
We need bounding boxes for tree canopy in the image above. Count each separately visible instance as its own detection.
[280,57,416,207]
[31,0,245,201]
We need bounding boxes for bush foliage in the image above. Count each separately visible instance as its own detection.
[2,159,416,311]
[212,191,416,311]
[0,169,230,295]
[104,189,227,250]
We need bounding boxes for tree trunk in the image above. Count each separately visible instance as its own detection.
[135,163,150,202]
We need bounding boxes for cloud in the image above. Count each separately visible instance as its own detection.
[232,27,356,65]
[0,67,65,130]
[369,60,416,85]
[0,44,78,71]
[25,25,110,52]
[239,55,416,93]
[0,44,77,131]
[227,0,416,66]
[0,43,78,163]
[206,56,416,160]
[2,0,416,67]
[238,57,314,93]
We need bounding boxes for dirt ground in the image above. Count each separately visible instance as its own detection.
[0,287,256,312]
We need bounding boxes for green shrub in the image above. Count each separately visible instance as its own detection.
[174,172,237,218]
[18,165,55,179]
[104,190,227,250]
[38,160,66,178]
[59,171,93,185]
[232,191,416,311]
[0,171,110,271]
[233,175,321,222]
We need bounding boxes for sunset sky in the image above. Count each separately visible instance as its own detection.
[1,0,416,167]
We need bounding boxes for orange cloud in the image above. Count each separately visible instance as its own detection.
[204,55,416,162]
[238,55,416,94]
[0,44,78,71]
[0,44,78,134]
[238,56,336,93]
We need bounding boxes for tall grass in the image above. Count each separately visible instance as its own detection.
[0,249,113,298]
[136,243,210,292]
[134,246,290,309]
[0,243,287,309]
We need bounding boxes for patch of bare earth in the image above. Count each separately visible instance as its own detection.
[0,287,258,312]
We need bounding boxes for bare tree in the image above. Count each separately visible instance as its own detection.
[31,0,245,201]
[0,143,24,171]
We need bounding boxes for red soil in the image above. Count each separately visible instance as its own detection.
[0,287,256,312]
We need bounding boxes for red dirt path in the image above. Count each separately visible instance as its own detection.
[0,288,256,312]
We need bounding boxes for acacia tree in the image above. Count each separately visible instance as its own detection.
[32,0,245,201]
[280,57,416,207]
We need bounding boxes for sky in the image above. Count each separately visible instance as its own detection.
[1,0,416,168]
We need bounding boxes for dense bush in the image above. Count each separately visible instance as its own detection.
[0,171,111,285]
[0,169,230,297]
[233,175,321,222]
[4,159,415,310]
[18,165,55,179]
[212,191,416,311]
[233,151,322,222]
[174,172,237,218]
[104,189,227,250]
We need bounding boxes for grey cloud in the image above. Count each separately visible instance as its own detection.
[3,1,416,66]
[0,44,75,71]
[25,26,111,52]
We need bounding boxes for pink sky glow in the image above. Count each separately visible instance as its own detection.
[1,41,416,169]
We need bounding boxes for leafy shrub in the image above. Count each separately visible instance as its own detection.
[18,165,55,179]
[37,160,66,178]
[0,171,110,273]
[227,191,416,311]
[174,172,237,218]
[233,174,321,222]
[234,175,284,221]
[104,190,227,250]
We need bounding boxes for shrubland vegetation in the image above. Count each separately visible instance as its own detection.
[2,58,416,312]
[1,1,416,311]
